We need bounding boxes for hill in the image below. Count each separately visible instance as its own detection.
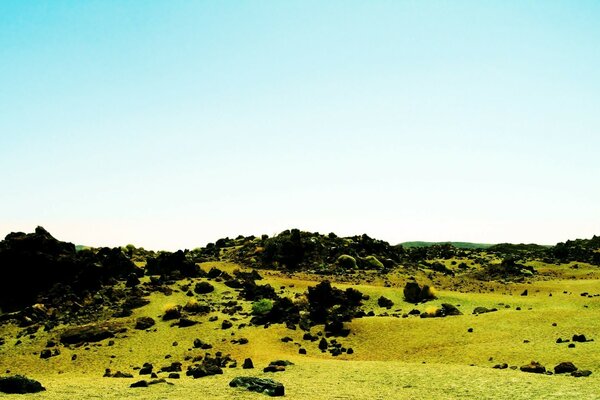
[1,227,600,398]
[400,241,494,249]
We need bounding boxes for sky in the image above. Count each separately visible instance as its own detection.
[1,1,599,250]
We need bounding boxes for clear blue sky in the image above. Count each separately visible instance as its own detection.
[1,1,599,250]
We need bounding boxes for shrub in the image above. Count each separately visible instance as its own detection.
[252,299,274,315]
[337,255,357,269]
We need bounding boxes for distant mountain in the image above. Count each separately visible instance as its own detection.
[399,241,494,249]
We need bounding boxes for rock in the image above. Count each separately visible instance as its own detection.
[572,334,588,342]
[377,296,394,308]
[160,362,182,373]
[473,307,497,315]
[40,349,52,359]
[174,318,198,328]
[162,306,181,321]
[194,282,215,294]
[139,363,153,375]
[264,365,285,373]
[299,348,306,354]
[520,361,546,374]
[238,338,249,345]
[134,317,155,330]
[0,375,46,394]
[112,371,133,378]
[318,338,328,351]
[60,322,121,345]
[269,360,294,366]
[493,363,508,369]
[221,320,233,329]
[403,282,421,303]
[130,380,148,388]
[521,289,528,296]
[243,358,254,369]
[554,362,577,374]
[440,303,462,316]
[571,370,592,377]
[403,282,435,304]
[280,336,293,343]
[347,348,354,354]
[229,376,285,397]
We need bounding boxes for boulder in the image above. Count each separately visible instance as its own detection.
[229,377,285,397]
[0,375,46,394]
[571,370,592,377]
[473,307,497,315]
[441,303,462,316]
[377,296,394,308]
[60,322,121,344]
[194,282,215,294]
[520,361,546,374]
[134,317,155,330]
[554,362,577,374]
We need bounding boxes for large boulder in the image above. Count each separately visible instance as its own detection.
[229,377,284,397]
[403,282,435,304]
[554,362,578,374]
[0,375,45,394]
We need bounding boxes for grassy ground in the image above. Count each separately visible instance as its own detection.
[1,261,599,399]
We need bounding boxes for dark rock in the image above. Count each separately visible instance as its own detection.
[134,317,155,330]
[112,371,133,378]
[130,380,148,388]
[174,318,198,328]
[403,282,435,304]
[238,337,248,345]
[139,363,153,375]
[318,338,328,351]
[194,282,215,294]
[0,375,46,394]
[299,348,306,354]
[281,336,293,343]
[40,349,52,359]
[221,320,233,329]
[161,362,182,372]
[377,296,394,308]
[521,289,528,296]
[242,358,254,369]
[229,376,285,397]
[269,360,294,366]
[571,370,592,377]
[520,361,546,374]
[572,334,588,342]
[493,363,508,369]
[168,373,180,379]
[554,362,577,374]
[162,306,181,321]
[60,322,120,345]
[347,348,354,354]
[264,365,286,373]
[473,307,497,315]
[440,303,462,316]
